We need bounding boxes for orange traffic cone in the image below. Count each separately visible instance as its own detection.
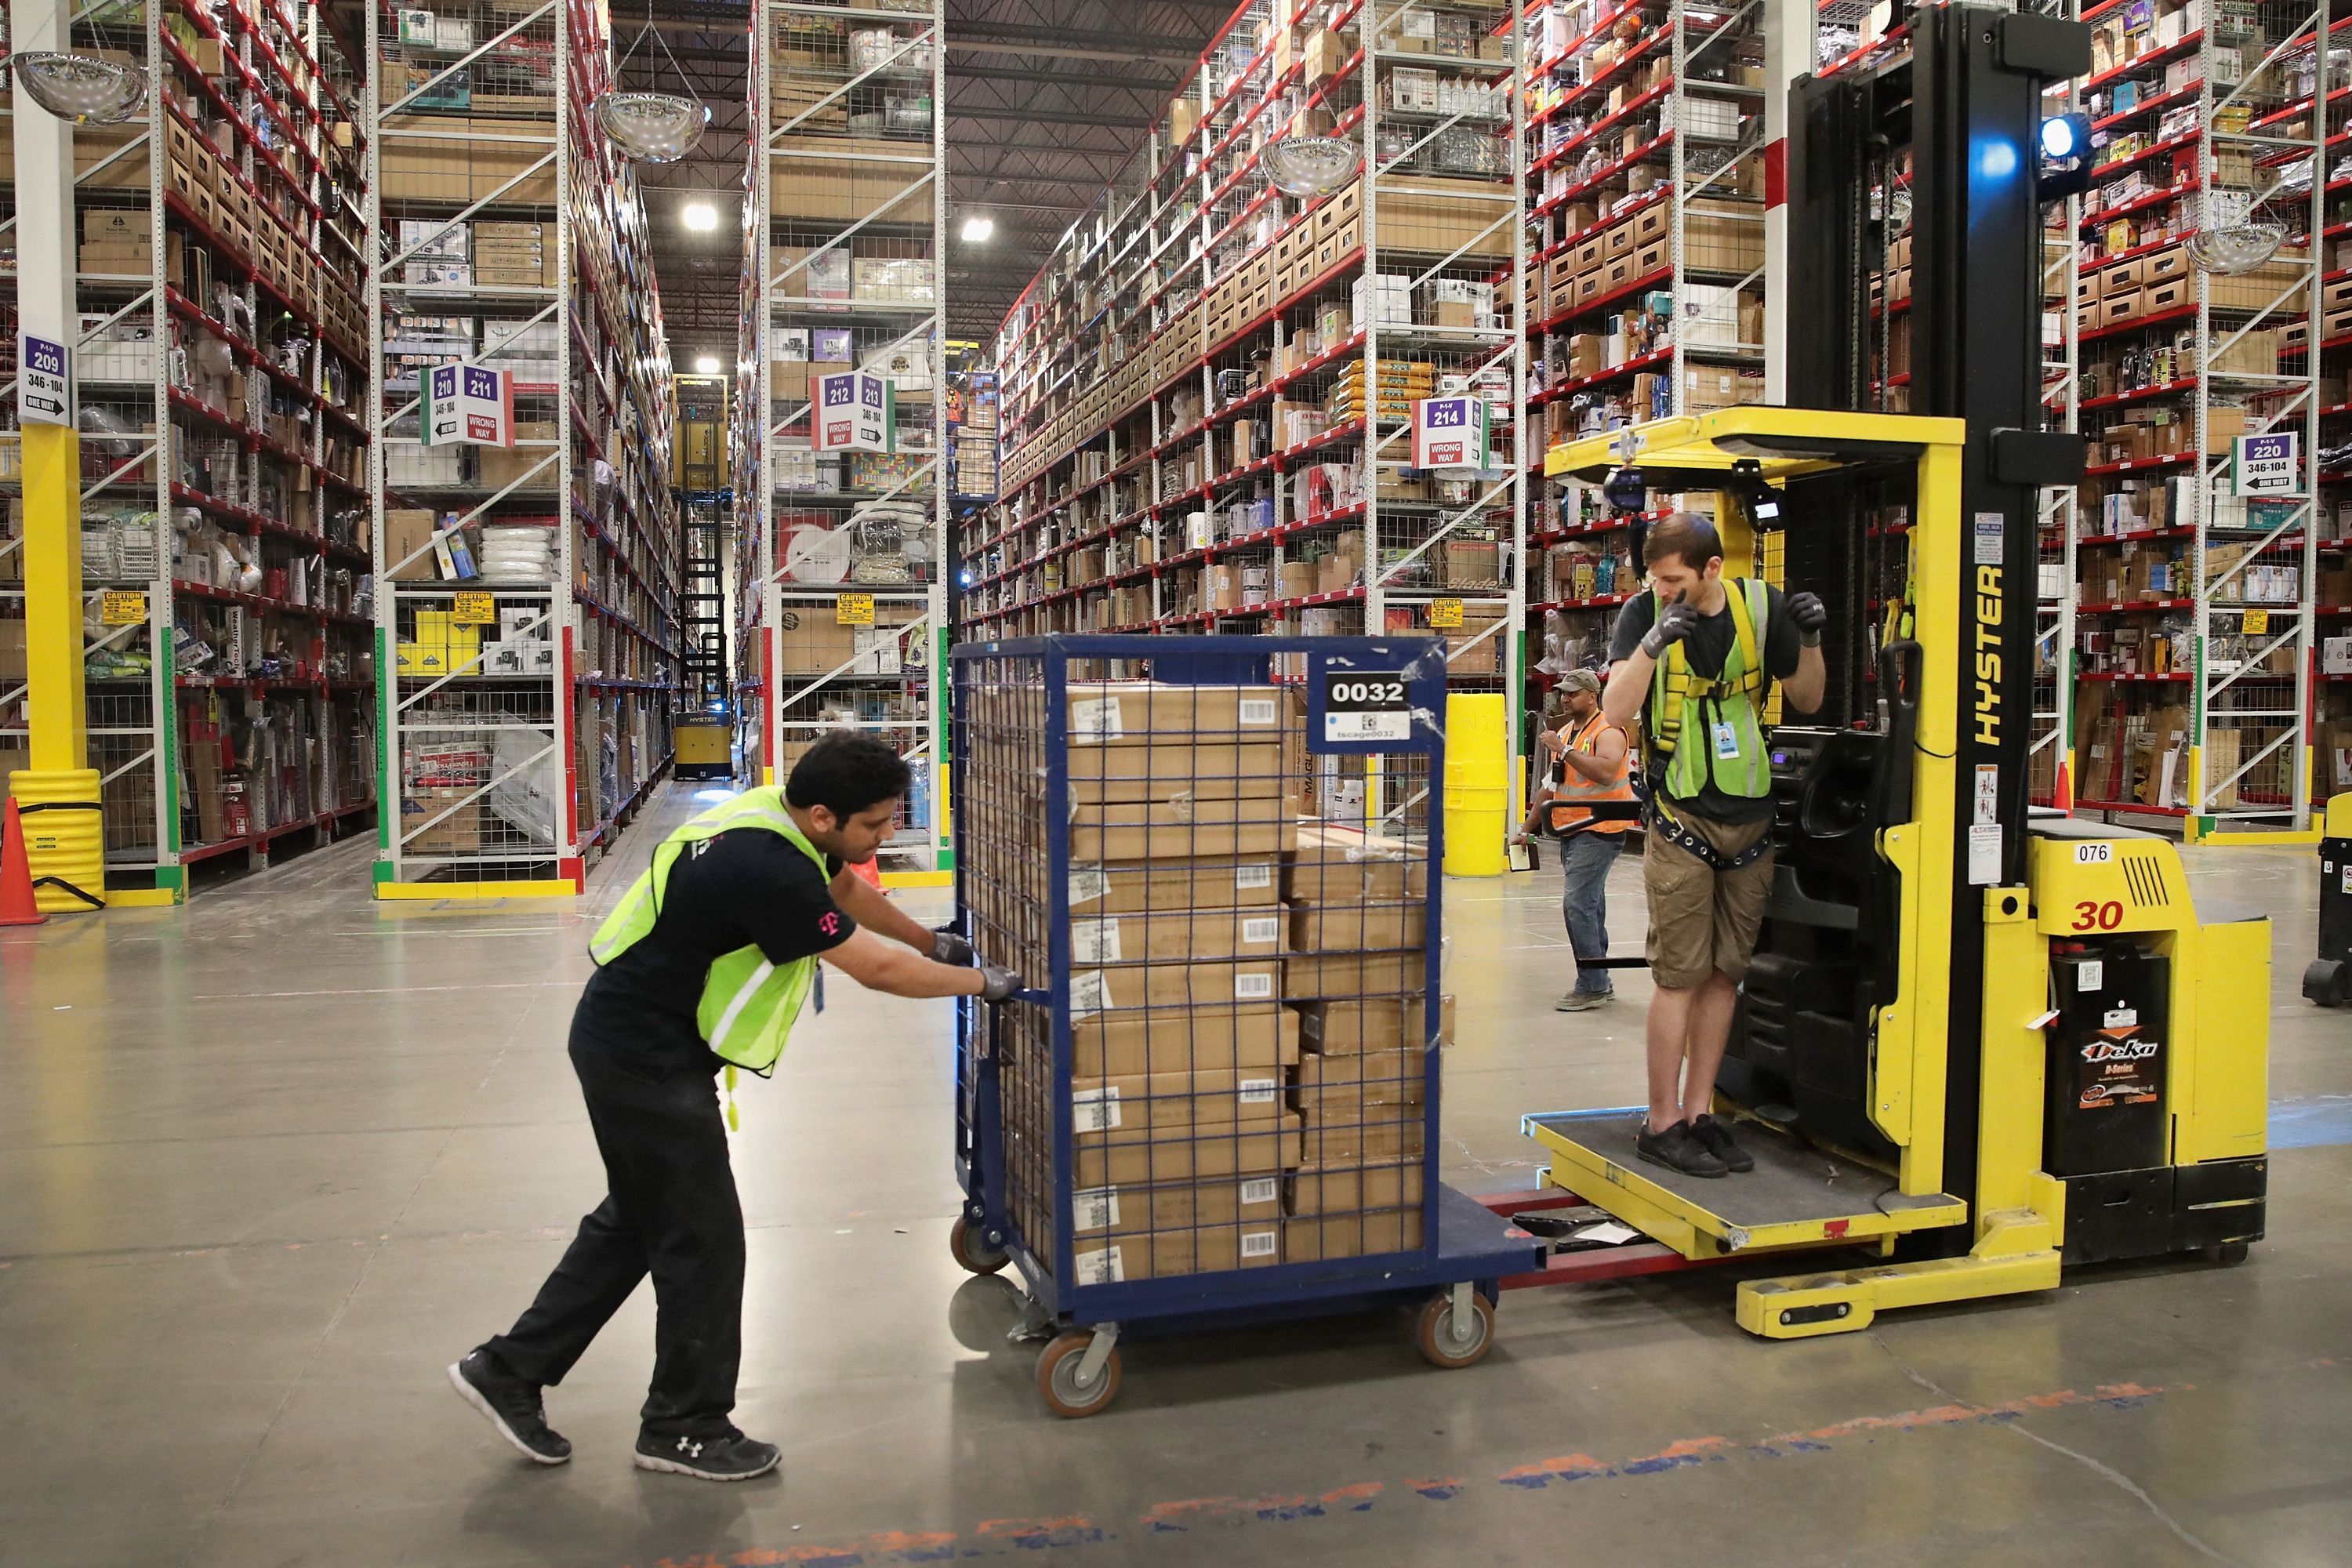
[850,855,882,890]
[0,797,46,927]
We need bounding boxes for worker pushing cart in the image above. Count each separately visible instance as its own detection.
[448,733,1019,1480]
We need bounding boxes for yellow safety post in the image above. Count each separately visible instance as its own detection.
[11,0,106,912]
[1443,692,1508,877]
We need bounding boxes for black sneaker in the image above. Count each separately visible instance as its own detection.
[1635,1120,1729,1178]
[1691,1114,1756,1173]
[633,1429,781,1483]
[448,1350,571,1465]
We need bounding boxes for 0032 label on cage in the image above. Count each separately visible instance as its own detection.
[1322,671,1410,742]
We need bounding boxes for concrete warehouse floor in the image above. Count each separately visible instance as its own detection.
[2,782,2347,1568]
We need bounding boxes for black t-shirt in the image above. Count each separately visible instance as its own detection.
[575,829,855,1071]
[1610,583,1803,825]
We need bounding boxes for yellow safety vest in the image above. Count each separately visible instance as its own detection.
[588,786,826,1076]
[1646,577,1773,803]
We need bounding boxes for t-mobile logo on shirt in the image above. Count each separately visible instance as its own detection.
[818,912,841,937]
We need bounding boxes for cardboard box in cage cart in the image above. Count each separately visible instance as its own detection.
[950,639,1538,1414]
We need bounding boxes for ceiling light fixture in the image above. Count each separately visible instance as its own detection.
[694,354,720,375]
[682,201,718,231]
[11,51,147,125]
[960,215,995,244]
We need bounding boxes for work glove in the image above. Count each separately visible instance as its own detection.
[979,963,1023,1004]
[1639,597,1702,659]
[931,928,975,967]
[1787,590,1828,648]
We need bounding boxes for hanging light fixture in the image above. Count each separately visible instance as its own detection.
[1262,135,1359,197]
[597,0,709,164]
[11,51,147,125]
[2187,223,2286,275]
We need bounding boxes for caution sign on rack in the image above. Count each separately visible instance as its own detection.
[1428,597,1465,630]
[452,590,495,624]
[100,590,147,626]
[837,593,875,626]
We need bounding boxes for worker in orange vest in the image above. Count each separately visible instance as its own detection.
[1513,669,1635,1011]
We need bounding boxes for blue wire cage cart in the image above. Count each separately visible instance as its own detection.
[947,634,1542,1417]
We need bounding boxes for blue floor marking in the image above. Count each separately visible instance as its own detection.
[2269,1096,2352,1150]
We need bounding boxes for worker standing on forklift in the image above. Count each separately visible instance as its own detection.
[448,732,1019,1481]
[1603,514,1826,1178]
[1512,670,1635,1011]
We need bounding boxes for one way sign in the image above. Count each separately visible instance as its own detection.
[18,333,68,426]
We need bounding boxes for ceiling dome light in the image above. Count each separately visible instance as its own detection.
[12,51,147,125]
[2187,223,2286,275]
[693,354,720,374]
[596,92,708,164]
[682,200,718,231]
[1262,135,1359,197]
[959,214,995,243]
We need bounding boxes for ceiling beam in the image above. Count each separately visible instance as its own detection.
[946,23,1203,65]
[951,103,1155,130]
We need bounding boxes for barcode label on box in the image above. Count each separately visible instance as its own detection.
[1237,697,1279,726]
[1235,864,1274,889]
[1069,697,1123,742]
[1237,1076,1278,1105]
[1070,971,1112,1018]
[1072,1087,1122,1133]
[1072,1186,1120,1232]
[1233,971,1275,1000]
[1240,1230,1278,1259]
[1240,1178,1279,1207]
[1072,918,1122,964]
[1075,1247,1125,1285]
[1240,916,1281,945]
[1069,868,1109,906]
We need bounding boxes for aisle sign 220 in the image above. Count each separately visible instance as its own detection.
[2232,430,2296,495]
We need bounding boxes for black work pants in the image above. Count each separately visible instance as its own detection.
[486,1029,745,1437]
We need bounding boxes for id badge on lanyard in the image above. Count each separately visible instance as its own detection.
[1710,719,1741,761]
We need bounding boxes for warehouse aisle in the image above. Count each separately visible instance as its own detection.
[2,800,2346,1567]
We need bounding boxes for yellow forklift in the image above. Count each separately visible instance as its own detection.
[1520,8,2269,1338]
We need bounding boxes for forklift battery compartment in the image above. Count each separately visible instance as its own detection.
[2046,942,2169,1176]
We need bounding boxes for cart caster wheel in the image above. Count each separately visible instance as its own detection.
[2216,1240,2251,1266]
[949,1217,1009,1276]
[1036,1330,1122,1418]
[2304,959,2350,1008]
[1416,1290,1497,1370]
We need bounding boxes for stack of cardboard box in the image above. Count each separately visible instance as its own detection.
[472,222,556,289]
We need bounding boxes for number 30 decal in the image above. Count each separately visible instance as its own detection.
[2071,899,2124,931]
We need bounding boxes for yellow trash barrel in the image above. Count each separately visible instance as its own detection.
[9,768,107,913]
[1443,694,1508,878]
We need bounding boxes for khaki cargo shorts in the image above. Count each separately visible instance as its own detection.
[1643,811,1774,991]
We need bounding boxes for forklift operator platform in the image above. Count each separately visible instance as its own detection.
[1523,407,2270,1340]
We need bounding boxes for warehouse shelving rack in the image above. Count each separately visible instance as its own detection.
[968,0,1529,826]
[2038,0,2085,811]
[2064,0,2325,833]
[1519,0,1769,760]
[3,0,379,904]
[367,0,680,896]
[739,0,948,871]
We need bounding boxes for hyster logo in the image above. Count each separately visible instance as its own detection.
[2082,1036,2158,1063]
[1973,564,2002,746]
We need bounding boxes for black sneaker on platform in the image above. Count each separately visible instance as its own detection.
[1635,1120,1729,1178]
[448,1350,572,1465]
[633,1429,782,1483]
[1691,1114,1757,1173]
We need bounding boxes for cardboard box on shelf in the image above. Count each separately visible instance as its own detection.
[1069,953,1284,1014]
[1285,950,1425,999]
[1286,826,1427,903]
[1044,1065,1289,1142]
[771,136,938,225]
[1050,681,1287,743]
[1297,994,1452,1054]
[1292,1048,1427,1117]
[1298,1107,1424,1166]
[401,788,482,854]
[1070,1006,1302,1080]
[1070,1172,1284,1240]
